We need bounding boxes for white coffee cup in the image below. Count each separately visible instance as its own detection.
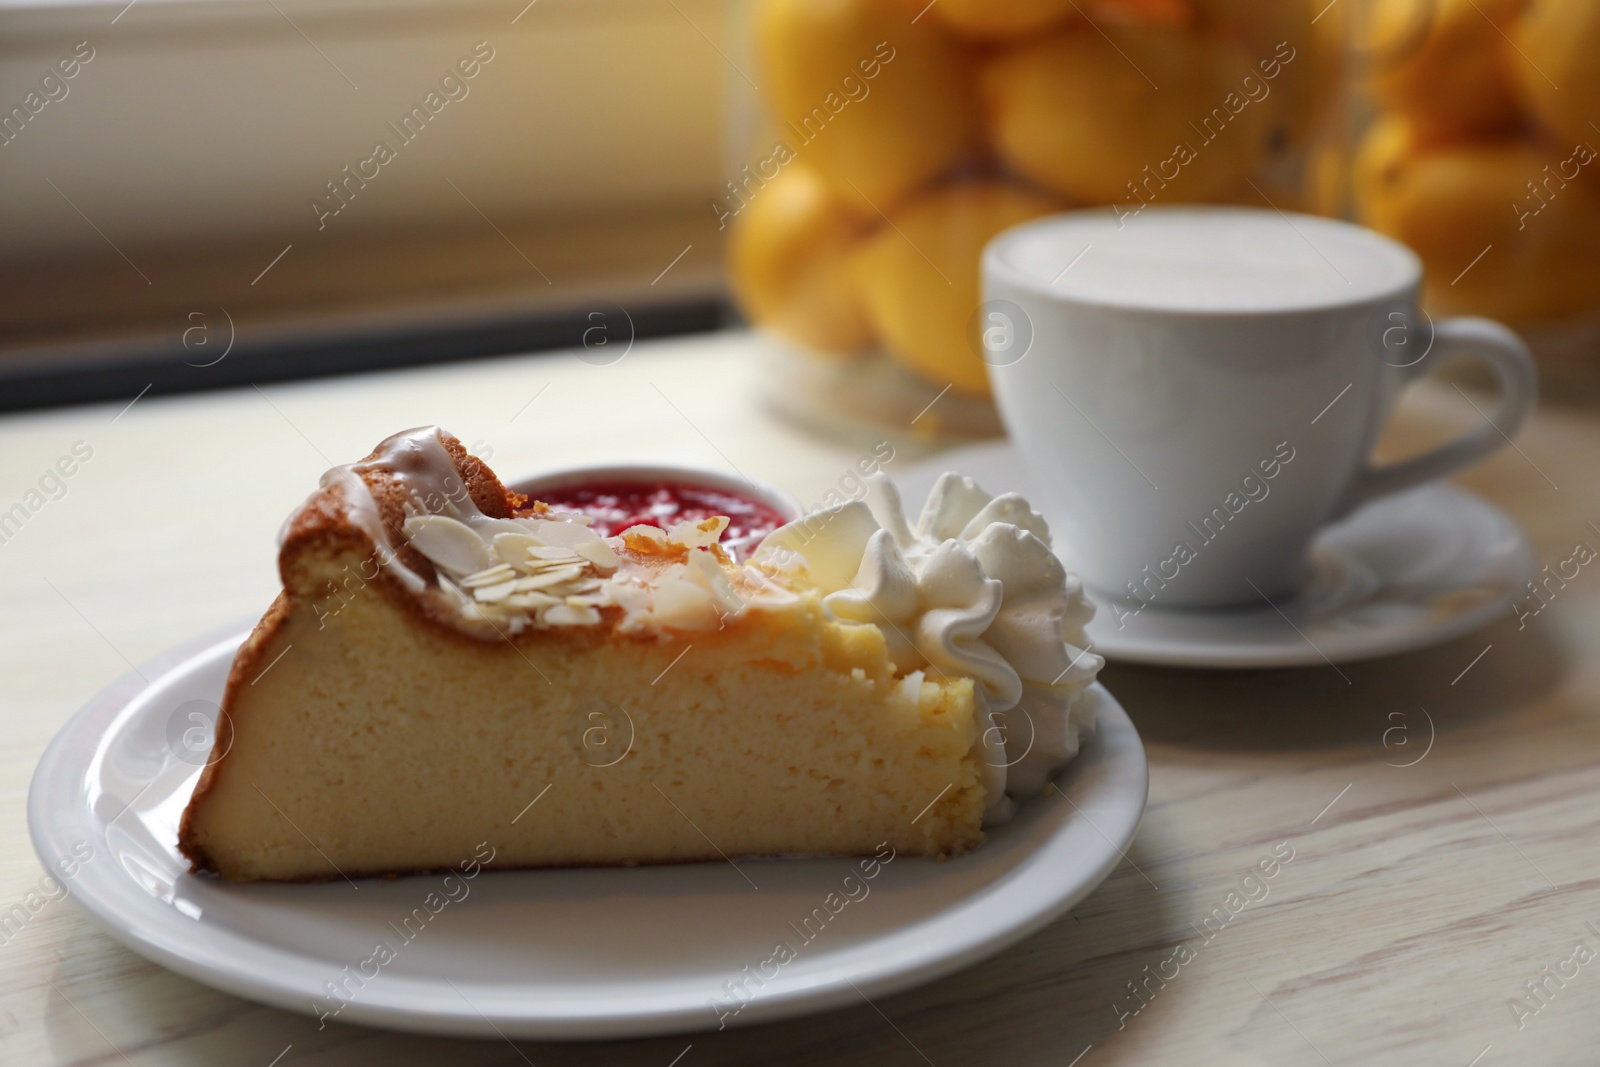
[981,206,1537,610]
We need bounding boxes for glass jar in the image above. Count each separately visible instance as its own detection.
[724,0,1352,438]
[1347,0,1600,386]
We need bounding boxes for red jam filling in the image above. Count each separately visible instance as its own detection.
[534,480,789,547]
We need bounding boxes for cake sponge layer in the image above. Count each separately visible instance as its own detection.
[180,548,985,882]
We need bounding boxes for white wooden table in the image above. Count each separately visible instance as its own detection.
[2,332,1596,1065]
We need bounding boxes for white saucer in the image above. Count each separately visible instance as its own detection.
[904,442,1536,669]
[29,629,1147,1039]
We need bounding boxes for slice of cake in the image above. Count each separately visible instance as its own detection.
[177,427,1102,882]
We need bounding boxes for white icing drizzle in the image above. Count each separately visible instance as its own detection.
[279,426,506,595]
[754,472,1104,826]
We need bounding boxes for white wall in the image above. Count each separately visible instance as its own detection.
[0,0,729,255]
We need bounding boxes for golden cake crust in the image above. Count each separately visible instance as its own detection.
[178,430,528,876]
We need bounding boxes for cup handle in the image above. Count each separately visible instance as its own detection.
[1330,317,1538,520]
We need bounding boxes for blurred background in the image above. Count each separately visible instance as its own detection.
[2,0,1596,423]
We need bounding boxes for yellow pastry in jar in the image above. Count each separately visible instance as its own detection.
[1366,0,1524,141]
[851,181,1064,395]
[980,25,1280,207]
[1089,0,1198,28]
[932,0,1078,41]
[728,164,876,356]
[1355,125,1600,321]
[1512,0,1600,148]
[756,0,977,209]
[1192,0,1333,151]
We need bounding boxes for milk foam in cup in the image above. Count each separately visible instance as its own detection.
[982,206,1537,610]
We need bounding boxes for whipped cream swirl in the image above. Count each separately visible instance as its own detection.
[754,473,1103,825]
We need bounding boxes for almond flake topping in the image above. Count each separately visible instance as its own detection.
[473,580,519,603]
[492,532,546,566]
[667,516,729,549]
[459,564,516,588]
[405,514,494,575]
[404,499,783,633]
[574,539,619,572]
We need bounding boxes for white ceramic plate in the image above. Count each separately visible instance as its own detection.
[29,629,1147,1040]
[905,441,1534,669]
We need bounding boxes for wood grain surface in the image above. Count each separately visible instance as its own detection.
[1,332,1595,1065]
